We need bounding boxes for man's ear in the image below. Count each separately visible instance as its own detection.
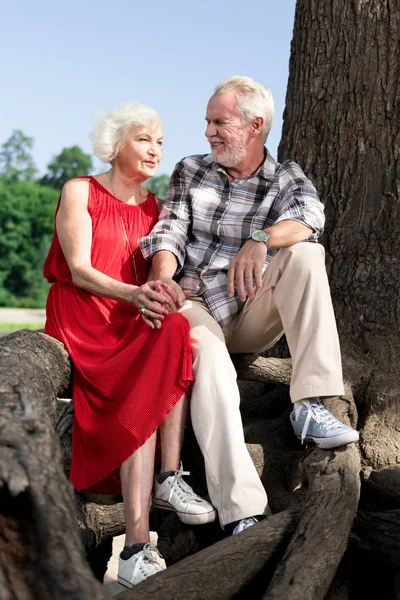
[251,117,264,137]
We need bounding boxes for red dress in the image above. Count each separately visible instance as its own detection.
[43,176,194,494]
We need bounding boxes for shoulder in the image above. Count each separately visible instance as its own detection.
[60,177,91,208]
[62,177,90,195]
[173,154,214,176]
[146,191,163,214]
[274,160,313,187]
[177,154,213,170]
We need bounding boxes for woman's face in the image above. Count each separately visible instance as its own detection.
[117,123,163,181]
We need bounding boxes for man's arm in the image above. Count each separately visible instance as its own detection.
[228,162,323,301]
[140,160,193,310]
[151,250,188,309]
[265,220,313,249]
[227,220,313,301]
[140,160,191,273]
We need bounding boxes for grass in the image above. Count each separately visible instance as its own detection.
[0,323,45,337]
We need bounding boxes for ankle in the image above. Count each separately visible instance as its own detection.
[160,462,180,473]
[120,542,146,560]
[294,397,319,418]
[155,470,176,484]
[224,514,265,535]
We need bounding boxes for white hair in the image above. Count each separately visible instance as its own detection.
[91,102,162,163]
[214,76,275,142]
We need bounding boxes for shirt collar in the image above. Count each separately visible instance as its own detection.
[210,147,277,180]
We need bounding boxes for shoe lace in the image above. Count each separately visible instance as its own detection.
[300,400,340,443]
[239,517,258,530]
[133,543,162,579]
[167,463,199,504]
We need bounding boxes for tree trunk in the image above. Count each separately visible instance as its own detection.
[0,330,108,600]
[278,0,400,595]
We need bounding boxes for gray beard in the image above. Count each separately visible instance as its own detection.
[211,132,248,168]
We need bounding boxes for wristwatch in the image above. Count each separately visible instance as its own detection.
[248,229,270,248]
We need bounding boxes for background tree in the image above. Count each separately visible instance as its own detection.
[0,179,58,307]
[40,145,93,189]
[144,173,170,199]
[0,129,37,181]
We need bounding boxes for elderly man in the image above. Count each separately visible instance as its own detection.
[140,76,359,535]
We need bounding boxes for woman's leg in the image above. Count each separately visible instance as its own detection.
[159,393,188,472]
[120,431,157,545]
[154,392,216,525]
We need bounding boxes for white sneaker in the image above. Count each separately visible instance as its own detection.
[117,543,165,588]
[153,465,216,525]
[232,516,259,535]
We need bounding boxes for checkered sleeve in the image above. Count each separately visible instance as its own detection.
[139,161,191,272]
[273,161,325,240]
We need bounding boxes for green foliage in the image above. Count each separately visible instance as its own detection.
[144,174,170,200]
[0,128,171,308]
[0,179,58,307]
[40,145,93,189]
[0,130,37,181]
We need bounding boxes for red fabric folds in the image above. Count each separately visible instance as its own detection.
[43,177,194,494]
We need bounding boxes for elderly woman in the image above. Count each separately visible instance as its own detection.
[43,103,215,588]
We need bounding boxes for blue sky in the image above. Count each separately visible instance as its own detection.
[1,0,296,178]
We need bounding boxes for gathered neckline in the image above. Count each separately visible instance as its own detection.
[90,175,152,208]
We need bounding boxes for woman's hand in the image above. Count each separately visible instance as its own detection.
[130,281,170,329]
[155,278,189,313]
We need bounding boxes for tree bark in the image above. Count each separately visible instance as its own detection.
[279,0,400,397]
[0,330,108,600]
[278,0,400,595]
[3,328,400,597]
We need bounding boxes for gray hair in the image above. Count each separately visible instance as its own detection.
[214,76,274,142]
[91,102,162,164]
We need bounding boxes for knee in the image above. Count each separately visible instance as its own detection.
[190,325,232,367]
[282,242,325,273]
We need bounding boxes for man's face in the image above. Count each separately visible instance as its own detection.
[205,92,252,168]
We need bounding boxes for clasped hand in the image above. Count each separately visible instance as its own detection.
[131,279,189,329]
[227,240,266,301]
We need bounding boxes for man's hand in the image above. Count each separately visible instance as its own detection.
[160,278,190,312]
[227,240,266,301]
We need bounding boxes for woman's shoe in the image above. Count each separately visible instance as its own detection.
[117,543,165,588]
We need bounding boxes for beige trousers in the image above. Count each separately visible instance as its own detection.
[180,242,344,526]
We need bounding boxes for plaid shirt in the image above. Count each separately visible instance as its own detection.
[140,150,324,328]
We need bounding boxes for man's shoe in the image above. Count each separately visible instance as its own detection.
[232,516,259,534]
[117,543,165,588]
[290,399,359,450]
[153,465,216,525]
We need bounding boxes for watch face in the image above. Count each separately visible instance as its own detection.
[252,230,268,242]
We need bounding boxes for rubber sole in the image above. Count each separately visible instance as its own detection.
[153,498,217,525]
[298,429,360,450]
[117,575,134,589]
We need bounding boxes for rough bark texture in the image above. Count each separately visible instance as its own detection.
[278,0,400,596]
[2,328,400,598]
[0,330,108,600]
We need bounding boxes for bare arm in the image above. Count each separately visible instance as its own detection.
[266,220,313,249]
[56,179,169,327]
[227,220,313,301]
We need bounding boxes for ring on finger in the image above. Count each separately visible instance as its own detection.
[140,306,147,316]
